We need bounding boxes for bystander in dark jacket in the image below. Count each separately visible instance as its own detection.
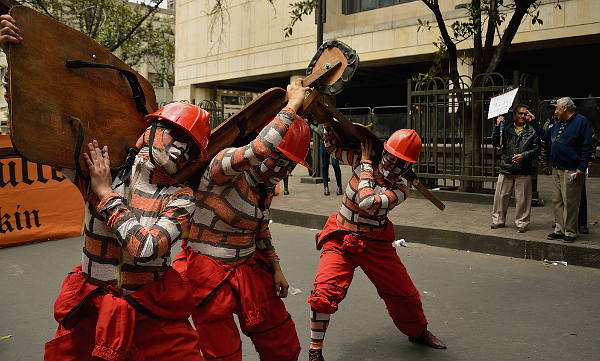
[492,119,540,175]
[490,105,540,233]
[531,97,594,242]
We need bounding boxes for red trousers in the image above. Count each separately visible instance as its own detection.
[307,216,428,339]
[174,246,301,361]
[44,266,203,361]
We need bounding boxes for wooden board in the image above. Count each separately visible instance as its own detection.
[173,57,348,183]
[7,6,157,172]
[209,87,287,151]
[313,100,446,211]
[310,47,348,88]
[174,87,287,183]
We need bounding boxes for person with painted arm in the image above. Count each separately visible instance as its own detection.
[43,104,210,361]
[306,126,446,361]
[172,80,312,361]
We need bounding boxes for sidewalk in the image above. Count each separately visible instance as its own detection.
[271,165,600,268]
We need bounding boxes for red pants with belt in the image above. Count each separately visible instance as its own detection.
[307,215,428,339]
[174,246,301,361]
[43,265,203,361]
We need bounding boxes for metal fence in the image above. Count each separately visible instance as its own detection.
[196,100,225,129]
[338,106,408,139]
[408,73,539,191]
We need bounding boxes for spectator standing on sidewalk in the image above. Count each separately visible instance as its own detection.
[540,99,558,176]
[311,123,343,196]
[531,97,594,243]
[306,127,446,361]
[540,99,596,235]
[491,105,540,233]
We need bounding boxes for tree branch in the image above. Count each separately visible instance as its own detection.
[31,0,55,19]
[472,0,483,76]
[421,0,459,85]
[486,0,535,73]
[108,0,164,52]
[483,0,498,65]
[89,1,103,39]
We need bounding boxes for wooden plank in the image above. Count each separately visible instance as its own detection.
[313,100,446,211]
[302,58,341,87]
[7,6,156,173]
[404,170,446,210]
[174,58,349,183]
[173,87,287,183]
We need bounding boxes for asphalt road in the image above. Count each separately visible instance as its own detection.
[1,223,599,361]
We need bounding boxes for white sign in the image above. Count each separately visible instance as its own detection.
[487,88,519,119]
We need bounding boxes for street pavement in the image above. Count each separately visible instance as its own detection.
[2,224,600,361]
[271,165,600,267]
[275,165,600,245]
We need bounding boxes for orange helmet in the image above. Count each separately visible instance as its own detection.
[145,102,211,159]
[383,129,422,163]
[277,119,311,168]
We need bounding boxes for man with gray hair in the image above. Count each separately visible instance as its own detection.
[530,97,594,242]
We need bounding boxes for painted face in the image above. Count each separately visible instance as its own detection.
[251,151,296,187]
[135,122,198,175]
[379,150,412,183]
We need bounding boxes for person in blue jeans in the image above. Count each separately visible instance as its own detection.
[321,141,342,196]
[313,123,343,196]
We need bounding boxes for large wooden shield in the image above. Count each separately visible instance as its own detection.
[7,6,157,172]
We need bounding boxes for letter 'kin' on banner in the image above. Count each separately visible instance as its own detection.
[0,135,84,247]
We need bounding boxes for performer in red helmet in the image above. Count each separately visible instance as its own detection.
[306,126,447,361]
[173,80,310,361]
[42,103,210,361]
[1,17,210,360]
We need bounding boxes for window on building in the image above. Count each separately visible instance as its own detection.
[343,0,417,14]
[221,95,242,105]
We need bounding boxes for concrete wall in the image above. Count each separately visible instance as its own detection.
[174,0,317,101]
[323,0,600,61]
[175,0,600,100]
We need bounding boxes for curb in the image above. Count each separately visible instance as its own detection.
[271,208,600,269]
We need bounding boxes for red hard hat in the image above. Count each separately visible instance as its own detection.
[145,102,211,158]
[383,129,422,163]
[277,119,311,169]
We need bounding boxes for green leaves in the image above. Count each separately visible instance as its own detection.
[285,0,318,38]
[22,0,174,87]
[417,18,432,32]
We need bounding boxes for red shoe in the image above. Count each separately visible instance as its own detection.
[409,330,447,349]
[309,348,325,361]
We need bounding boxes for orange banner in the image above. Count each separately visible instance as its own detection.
[0,135,84,247]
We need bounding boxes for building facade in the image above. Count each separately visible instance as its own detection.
[174,0,600,111]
